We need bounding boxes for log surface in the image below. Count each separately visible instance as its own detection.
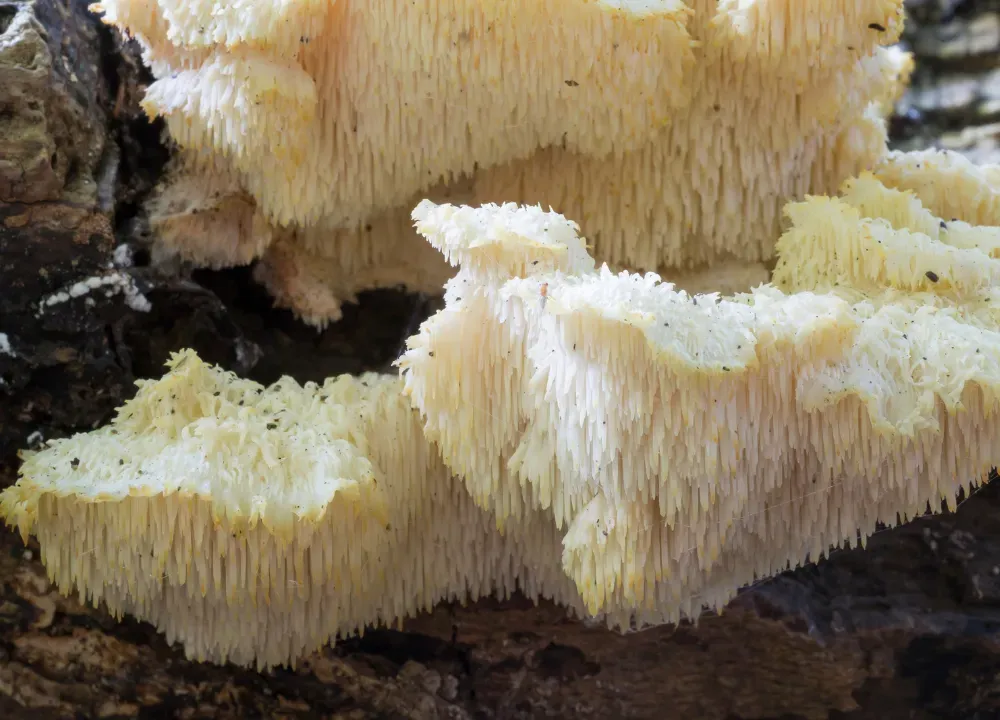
[1,1,1000,718]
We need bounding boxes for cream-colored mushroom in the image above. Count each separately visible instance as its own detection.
[95,0,697,229]
[145,159,276,269]
[400,176,1000,620]
[0,351,578,669]
[97,0,912,326]
[6,171,998,669]
[874,149,1000,228]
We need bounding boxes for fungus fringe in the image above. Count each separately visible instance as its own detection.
[93,0,911,326]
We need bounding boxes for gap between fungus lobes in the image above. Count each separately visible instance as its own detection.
[3,163,1000,668]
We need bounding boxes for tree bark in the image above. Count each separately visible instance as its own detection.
[893,0,1000,162]
[1,1,1000,718]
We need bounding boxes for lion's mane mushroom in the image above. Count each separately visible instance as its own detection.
[143,160,277,269]
[4,169,1000,666]
[874,149,1000,228]
[94,0,696,229]
[0,351,578,669]
[399,174,1000,621]
[94,0,912,326]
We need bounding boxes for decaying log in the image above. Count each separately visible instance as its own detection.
[0,0,255,475]
[2,1,1000,718]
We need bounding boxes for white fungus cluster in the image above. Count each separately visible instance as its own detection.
[874,149,1000,229]
[399,174,1000,622]
[3,169,999,669]
[92,0,913,326]
[0,352,578,669]
[95,0,695,229]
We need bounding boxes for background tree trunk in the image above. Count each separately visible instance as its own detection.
[893,0,1000,163]
[1,1,999,718]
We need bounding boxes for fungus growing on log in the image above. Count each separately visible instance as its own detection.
[145,159,276,269]
[399,173,1000,620]
[874,149,1000,228]
[93,0,912,326]
[0,352,577,668]
[2,168,999,667]
[94,0,696,229]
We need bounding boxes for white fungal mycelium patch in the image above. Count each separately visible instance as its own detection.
[36,271,151,314]
[112,243,135,268]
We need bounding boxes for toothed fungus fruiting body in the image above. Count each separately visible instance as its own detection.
[97,0,912,325]
[6,170,999,669]
[0,351,579,669]
[96,0,697,230]
[874,149,1000,228]
[146,159,276,269]
[400,183,1000,622]
[774,174,1000,298]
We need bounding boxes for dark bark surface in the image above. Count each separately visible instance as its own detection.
[0,0,134,472]
[1,1,1000,718]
